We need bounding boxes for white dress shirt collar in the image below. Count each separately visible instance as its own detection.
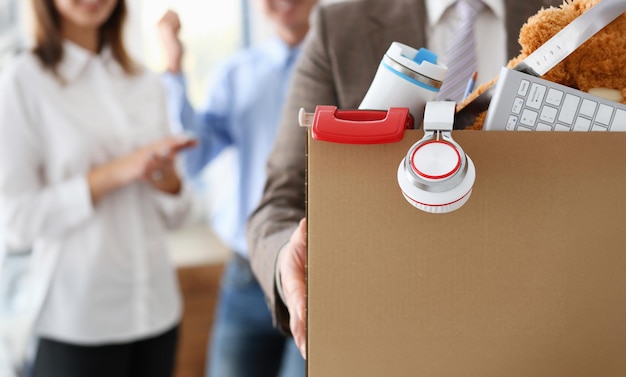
[426,0,505,26]
[58,40,117,83]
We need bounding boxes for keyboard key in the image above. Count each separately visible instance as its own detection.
[545,88,564,107]
[536,123,553,131]
[526,83,547,109]
[488,68,626,133]
[539,106,558,123]
[609,109,626,131]
[595,104,614,126]
[573,117,591,132]
[512,97,524,114]
[557,94,581,125]
[579,99,597,118]
[506,115,518,131]
[518,79,530,96]
[520,109,538,128]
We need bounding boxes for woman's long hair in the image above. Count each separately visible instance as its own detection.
[31,0,137,76]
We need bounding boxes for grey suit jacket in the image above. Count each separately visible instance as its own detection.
[248,0,562,334]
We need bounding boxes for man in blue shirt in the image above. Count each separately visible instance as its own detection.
[157,1,317,376]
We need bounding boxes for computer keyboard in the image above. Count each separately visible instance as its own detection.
[483,67,626,131]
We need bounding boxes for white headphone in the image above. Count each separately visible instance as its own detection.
[397,101,475,213]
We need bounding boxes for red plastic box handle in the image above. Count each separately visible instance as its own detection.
[310,106,412,144]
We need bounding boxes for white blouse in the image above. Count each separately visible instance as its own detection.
[0,41,193,344]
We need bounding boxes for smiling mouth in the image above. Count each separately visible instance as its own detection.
[275,0,297,11]
[79,0,103,11]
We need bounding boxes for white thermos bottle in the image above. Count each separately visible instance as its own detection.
[359,42,447,126]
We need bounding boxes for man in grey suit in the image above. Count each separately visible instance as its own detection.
[247,0,562,358]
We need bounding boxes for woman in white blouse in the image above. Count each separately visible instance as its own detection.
[0,0,197,376]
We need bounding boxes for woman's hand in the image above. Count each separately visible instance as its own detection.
[88,135,197,204]
[143,136,197,194]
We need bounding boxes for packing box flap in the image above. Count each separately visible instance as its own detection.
[307,130,626,376]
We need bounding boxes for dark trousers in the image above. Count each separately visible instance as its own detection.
[32,325,179,377]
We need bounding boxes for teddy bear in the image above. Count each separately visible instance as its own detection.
[461,0,626,130]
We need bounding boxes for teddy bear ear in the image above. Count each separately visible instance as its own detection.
[571,0,602,12]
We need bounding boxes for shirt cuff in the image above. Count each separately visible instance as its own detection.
[150,182,193,230]
[60,175,95,228]
[274,242,289,306]
[160,72,187,134]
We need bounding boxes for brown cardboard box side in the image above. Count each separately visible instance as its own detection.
[307,130,626,377]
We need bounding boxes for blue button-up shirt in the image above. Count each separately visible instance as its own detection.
[162,37,300,257]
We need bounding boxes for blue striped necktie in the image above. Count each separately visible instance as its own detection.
[437,0,485,102]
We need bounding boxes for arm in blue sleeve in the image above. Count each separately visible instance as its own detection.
[161,71,232,179]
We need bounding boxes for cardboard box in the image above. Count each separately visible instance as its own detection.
[307,128,626,376]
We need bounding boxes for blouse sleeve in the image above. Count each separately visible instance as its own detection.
[0,63,94,247]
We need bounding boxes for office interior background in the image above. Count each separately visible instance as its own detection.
[0,0,339,375]
[0,0,342,261]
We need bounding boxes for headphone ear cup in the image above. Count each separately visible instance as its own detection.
[397,138,475,213]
